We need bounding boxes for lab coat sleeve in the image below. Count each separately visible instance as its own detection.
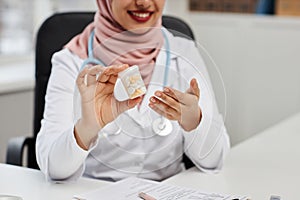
[36,49,96,182]
[179,40,230,172]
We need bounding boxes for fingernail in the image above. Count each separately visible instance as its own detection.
[150,97,156,102]
[194,79,198,85]
[155,92,161,97]
[164,88,170,93]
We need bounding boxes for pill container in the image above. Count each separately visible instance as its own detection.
[118,65,147,99]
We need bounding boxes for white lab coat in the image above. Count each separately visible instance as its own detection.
[36,29,230,182]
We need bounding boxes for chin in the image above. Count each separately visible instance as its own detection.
[128,26,152,34]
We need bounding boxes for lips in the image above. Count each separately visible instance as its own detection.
[128,11,153,23]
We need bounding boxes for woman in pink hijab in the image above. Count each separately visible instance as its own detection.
[36,0,230,182]
[70,0,201,154]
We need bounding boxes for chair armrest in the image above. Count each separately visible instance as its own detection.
[6,136,34,166]
[183,153,195,169]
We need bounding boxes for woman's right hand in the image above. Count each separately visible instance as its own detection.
[74,64,142,150]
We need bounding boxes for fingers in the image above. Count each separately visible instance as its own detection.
[126,97,143,109]
[162,87,188,105]
[149,96,180,121]
[148,79,201,122]
[117,97,142,114]
[106,64,129,75]
[78,64,128,88]
[149,101,178,121]
[87,65,104,85]
[77,65,104,90]
[164,79,200,104]
[76,67,90,91]
[97,64,128,83]
[153,91,181,112]
[188,78,200,99]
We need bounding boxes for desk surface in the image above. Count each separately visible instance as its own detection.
[0,164,109,200]
[165,112,300,199]
[1,113,300,200]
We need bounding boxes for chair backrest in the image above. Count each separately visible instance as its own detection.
[32,12,195,169]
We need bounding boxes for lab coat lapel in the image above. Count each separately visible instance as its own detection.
[139,36,178,115]
[125,61,165,127]
[125,31,178,127]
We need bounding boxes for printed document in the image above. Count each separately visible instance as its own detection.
[74,177,249,200]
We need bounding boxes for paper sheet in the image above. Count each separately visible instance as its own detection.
[74,177,249,200]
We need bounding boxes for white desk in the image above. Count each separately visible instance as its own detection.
[1,113,300,200]
[0,164,110,200]
[165,112,300,199]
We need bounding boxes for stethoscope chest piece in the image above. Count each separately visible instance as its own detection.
[152,117,172,136]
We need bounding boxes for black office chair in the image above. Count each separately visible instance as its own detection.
[6,12,195,170]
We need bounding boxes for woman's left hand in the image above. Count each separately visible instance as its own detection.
[149,78,202,132]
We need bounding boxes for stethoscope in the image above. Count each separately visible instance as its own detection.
[80,29,173,136]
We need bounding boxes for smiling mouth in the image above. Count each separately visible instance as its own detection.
[128,11,153,22]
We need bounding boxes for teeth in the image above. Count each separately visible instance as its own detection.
[131,12,150,18]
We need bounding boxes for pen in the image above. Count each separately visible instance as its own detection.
[138,192,157,200]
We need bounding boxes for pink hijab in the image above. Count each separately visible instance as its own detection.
[65,0,164,85]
